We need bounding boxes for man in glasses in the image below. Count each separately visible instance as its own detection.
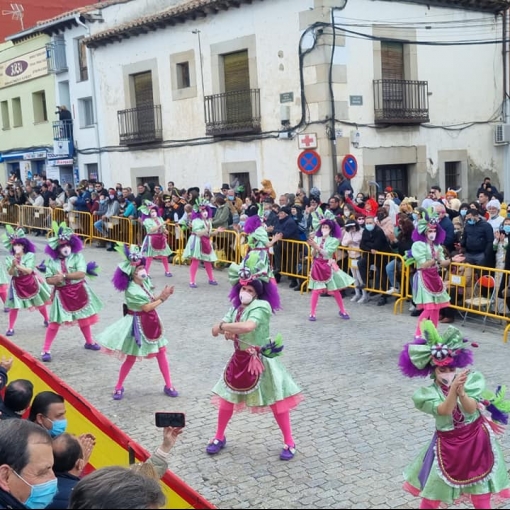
[421,185,442,209]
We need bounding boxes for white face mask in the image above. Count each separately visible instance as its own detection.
[427,232,437,242]
[150,210,158,217]
[137,269,148,280]
[321,227,331,237]
[13,245,23,254]
[60,246,71,257]
[239,290,254,305]
[437,371,456,387]
[201,211,208,219]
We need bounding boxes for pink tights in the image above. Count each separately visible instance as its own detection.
[145,257,170,275]
[0,286,7,304]
[115,349,172,390]
[415,308,440,337]
[190,258,214,284]
[212,399,295,446]
[9,306,48,330]
[310,289,346,316]
[42,320,94,352]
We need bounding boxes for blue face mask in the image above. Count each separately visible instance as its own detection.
[504,225,510,234]
[45,417,67,438]
[412,213,418,221]
[365,224,375,231]
[13,472,58,509]
[228,196,234,201]
[460,210,467,217]
[467,219,476,225]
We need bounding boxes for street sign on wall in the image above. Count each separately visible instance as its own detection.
[297,150,321,175]
[341,154,358,179]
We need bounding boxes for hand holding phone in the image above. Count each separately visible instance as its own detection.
[155,412,185,428]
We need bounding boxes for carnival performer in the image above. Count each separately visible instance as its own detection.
[0,251,9,312]
[139,200,173,277]
[96,244,178,400]
[182,198,224,288]
[2,225,51,336]
[40,222,103,362]
[209,261,303,460]
[307,218,354,321]
[241,205,282,282]
[406,210,454,338]
[399,320,510,509]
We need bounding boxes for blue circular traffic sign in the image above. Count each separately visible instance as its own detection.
[342,154,358,179]
[297,150,321,175]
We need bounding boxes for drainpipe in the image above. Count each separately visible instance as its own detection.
[75,15,103,183]
[329,1,348,194]
[502,10,510,203]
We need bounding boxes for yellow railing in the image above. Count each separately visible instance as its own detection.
[0,204,20,226]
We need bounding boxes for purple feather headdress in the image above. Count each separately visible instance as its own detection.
[191,206,213,220]
[315,218,342,239]
[228,280,281,313]
[244,214,262,234]
[45,235,83,260]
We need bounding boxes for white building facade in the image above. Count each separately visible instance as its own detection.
[9,0,509,201]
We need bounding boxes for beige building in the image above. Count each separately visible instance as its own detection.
[0,35,58,182]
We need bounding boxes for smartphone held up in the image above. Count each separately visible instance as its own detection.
[155,412,185,428]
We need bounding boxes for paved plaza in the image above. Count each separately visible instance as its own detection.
[3,236,510,509]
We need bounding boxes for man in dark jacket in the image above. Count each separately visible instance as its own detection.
[273,206,301,287]
[357,216,392,305]
[460,208,495,266]
[0,420,56,509]
[47,433,88,509]
[0,379,33,420]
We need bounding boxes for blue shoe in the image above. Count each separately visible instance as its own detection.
[308,315,316,322]
[189,283,197,288]
[113,387,124,400]
[165,272,173,277]
[84,343,101,351]
[206,437,226,455]
[208,280,218,286]
[3,307,10,313]
[338,312,350,320]
[164,386,179,397]
[5,329,14,336]
[280,444,296,461]
[41,351,52,362]
[43,320,49,327]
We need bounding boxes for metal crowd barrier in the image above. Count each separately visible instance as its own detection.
[19,205,52,235]
[212,228,241,267]
[90,215,130,246]
[0,204,19,226]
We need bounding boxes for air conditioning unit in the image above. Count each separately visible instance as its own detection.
[494,124,510,145]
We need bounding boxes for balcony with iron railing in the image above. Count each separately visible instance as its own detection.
[46,37,68,74]
[53,120,73,141]
[373,79,429,124]
[117,104,163,145]
[204,89,261,136]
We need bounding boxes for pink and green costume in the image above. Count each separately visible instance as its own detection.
[182,218,217,262]
[96,280,168,359]
[142,217,172,258]
[5,253,51,309]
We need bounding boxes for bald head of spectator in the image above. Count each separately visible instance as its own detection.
[0,379,33,419]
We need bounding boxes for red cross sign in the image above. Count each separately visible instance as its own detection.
[298,133,317,149]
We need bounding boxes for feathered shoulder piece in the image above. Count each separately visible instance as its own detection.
[138,200,158,217]
[481,385,510,427]
[2,225,26,250]
[192,198,209,213]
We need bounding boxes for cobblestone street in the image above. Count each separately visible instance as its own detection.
[4,238,510,509]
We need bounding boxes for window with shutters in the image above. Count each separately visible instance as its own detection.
[204,48,260,136]
[117,71,162,144]
[77,38,88,82]
[445,162,460,191]
[373,40,429,124]
[375,164,408,197]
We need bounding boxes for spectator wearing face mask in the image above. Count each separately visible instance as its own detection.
[486,199,504,231]
[459,208,495,267]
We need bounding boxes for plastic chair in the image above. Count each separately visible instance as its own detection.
[461,275,497,331]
